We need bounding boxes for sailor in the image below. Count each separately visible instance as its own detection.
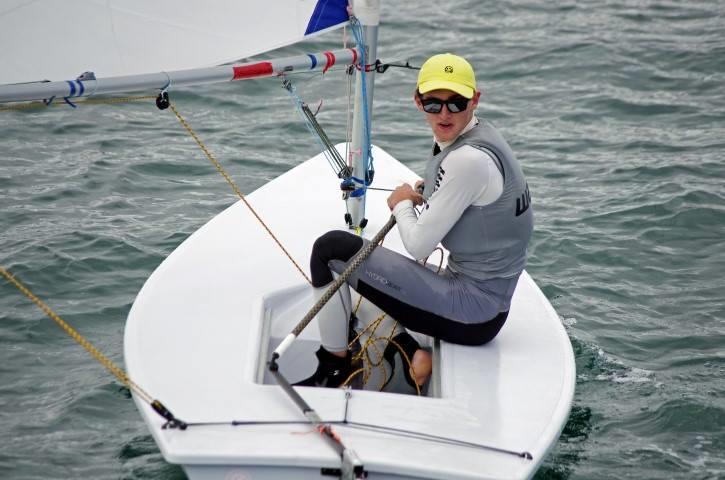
[296,53,533,389]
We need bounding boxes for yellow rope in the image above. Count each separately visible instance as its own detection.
[168,103,311,285]
[343,236,426,394]
[341,367,366,387]
[2,94,424,395]
[344,309,424,395]
[2,96,311,283]
[344,313,387,388]
[0,266,155,405]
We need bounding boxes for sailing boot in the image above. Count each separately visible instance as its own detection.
[294,346,352,388]
[294,283,354,388]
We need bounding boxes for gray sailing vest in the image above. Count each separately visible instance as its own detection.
[422,120,533,280]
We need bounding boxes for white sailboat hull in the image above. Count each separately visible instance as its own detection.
[124,145,575,479]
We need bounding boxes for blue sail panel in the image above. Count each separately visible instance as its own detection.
[304,0,349,35]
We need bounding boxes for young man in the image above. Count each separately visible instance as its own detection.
[296,53,533,389]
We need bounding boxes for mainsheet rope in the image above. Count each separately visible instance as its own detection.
[0,266,187,429]
[0,94,312,284]
[167,103,312,285]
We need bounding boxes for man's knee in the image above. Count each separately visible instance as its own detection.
[310,230,363,287]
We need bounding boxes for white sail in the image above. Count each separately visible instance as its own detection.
[0,0,350,85]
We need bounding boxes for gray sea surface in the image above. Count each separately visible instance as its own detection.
[1,1,724,479]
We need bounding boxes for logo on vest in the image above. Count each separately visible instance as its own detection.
[515,183,531,217]
[426,166,446,210]
[435,166,445,191]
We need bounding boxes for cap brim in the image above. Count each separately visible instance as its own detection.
[418,80,474,99]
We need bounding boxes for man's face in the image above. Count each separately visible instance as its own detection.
[415,89,480,143]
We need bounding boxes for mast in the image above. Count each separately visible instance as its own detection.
[346,0,381,231]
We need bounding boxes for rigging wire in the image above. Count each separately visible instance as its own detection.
[144,417,533,460]
[282,78,351,179]
[350,16,372,175]
[347,16,375,200]
[345,60,355,179]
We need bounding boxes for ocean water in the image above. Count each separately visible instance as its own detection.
[1,1,724,479]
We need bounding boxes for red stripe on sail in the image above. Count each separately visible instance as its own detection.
[233,62,274,80]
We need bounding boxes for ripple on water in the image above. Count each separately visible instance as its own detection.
[118,436,186,479]
[3,1,725,479]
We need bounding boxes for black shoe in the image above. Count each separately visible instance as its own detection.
[294,346,352,388]
[382,332,422,390]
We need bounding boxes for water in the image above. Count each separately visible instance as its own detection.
[1,1,724,478]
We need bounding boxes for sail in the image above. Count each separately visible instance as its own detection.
[0,0,350,85]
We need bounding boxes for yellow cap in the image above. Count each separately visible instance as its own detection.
[416,53,476,99]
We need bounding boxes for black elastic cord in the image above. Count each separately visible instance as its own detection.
[375,60,421,73]
[173,417,532,460]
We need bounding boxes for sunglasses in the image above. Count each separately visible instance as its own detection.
[418,93,470,114]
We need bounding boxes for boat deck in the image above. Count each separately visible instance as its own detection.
[124,146,575,479]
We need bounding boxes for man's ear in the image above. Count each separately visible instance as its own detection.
[471,90,481,109]
[413,91,424,111]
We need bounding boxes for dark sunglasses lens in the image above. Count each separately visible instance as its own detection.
[422,99,443,113]
[447,98,469,113]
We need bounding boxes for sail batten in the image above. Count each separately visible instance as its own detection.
[0,0,351,85]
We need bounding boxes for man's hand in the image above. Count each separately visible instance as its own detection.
[387,183,424,210]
